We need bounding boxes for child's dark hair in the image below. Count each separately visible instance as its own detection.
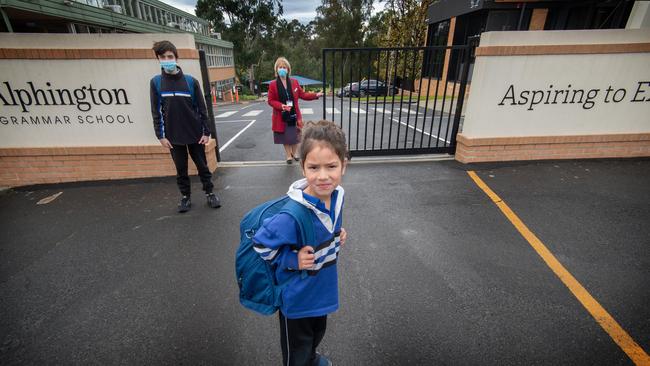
[300,120,350,165]
[152,40,178,58]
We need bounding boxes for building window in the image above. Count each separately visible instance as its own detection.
[197,44,234,68]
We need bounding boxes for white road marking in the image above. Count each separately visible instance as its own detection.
[219,120,256,153]
[373,107,392,114]
[391,118,449,144]
[242,110,263,117]
[215,119,257,123]
[216,111,237,118]
[400,107,420,115]
[351,108,366,114]
[301,108,314,115]
[239,103,258,110]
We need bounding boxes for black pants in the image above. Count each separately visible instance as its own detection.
[170,143,213,196]
[279,312,327,366]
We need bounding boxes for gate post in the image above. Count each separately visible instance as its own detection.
[322,48,327,120]
[199,50,221,162]
[449,41,476,154]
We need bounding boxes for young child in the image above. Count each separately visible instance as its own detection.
[253,120,349,366]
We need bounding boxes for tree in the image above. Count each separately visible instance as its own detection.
[257,19,321,84]
[195,0,283,91]
[381,0,433,48]
[313,0,374,89]
[313,0,374,49]
[368,1,434,90]
[365,9,391,47]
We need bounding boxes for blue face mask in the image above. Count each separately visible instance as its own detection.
[277,68,288,77]
[160,60,177,72]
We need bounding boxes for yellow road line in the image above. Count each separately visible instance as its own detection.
[467,171,650,366]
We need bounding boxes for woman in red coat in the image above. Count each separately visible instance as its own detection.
[267,57,323,164]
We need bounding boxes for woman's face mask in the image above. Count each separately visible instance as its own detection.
[277,67,288,78]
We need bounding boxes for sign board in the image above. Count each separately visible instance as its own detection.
[0,33,204,148]
[462,31,650,138]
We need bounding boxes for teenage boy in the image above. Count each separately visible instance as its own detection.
[150,40,220,212]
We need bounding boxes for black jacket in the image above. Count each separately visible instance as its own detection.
[150,67,210,144]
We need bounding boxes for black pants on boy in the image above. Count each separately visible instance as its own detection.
[170,143,213,196]
[278,312,327,366]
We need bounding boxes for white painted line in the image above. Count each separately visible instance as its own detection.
[373,107,394,114]
[239,103,258,110]
[219,119,256,153]
[351,108,366,114]
[216,111,237,118]
[400,108,420,115]
[391,118,449,144]
[242,110,263,117]
[372,107,422,115]
[302,108,314,115]
[325,108,341,114]
[215,119,256,124]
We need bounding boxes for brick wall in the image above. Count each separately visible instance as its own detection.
[414,78,471,97]
[0,140,217,187]
[455,133,650,163]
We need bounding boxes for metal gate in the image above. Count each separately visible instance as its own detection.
[321,44,474,156]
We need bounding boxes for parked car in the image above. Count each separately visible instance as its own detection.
[337,82,357,97]
[337,80,397,97]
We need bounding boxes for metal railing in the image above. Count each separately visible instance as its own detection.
[322,44,474,156]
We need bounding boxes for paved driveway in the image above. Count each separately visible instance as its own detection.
[0,158,648,365]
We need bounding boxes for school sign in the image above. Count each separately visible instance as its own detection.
[0,33,216,187]
[456,29,650,163]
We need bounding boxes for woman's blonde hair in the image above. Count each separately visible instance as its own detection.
[274,57,291,77]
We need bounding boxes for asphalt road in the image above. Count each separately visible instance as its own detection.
[1,158,648,365]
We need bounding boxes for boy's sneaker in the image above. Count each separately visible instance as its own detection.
[206,193,221,208]
[314,353,332,366]
[178,196,191,213]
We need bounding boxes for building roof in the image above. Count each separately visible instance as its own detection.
[1,0,233,48]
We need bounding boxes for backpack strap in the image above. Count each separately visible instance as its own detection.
[279,199,315,280]
[184,74,197,111]
[280,199,315,245]
[153,74,162,100]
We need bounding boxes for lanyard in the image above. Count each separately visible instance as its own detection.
[283,81,291,102]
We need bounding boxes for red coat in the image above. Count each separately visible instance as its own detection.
[267,78,319,133]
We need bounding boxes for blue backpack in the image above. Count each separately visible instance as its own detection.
[236,196,315,316]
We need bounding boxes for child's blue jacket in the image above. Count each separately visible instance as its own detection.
[253,178,344,319]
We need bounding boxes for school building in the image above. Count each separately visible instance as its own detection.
[0,0,236,99]
[427,0,637,44]
[423,0,639,86]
